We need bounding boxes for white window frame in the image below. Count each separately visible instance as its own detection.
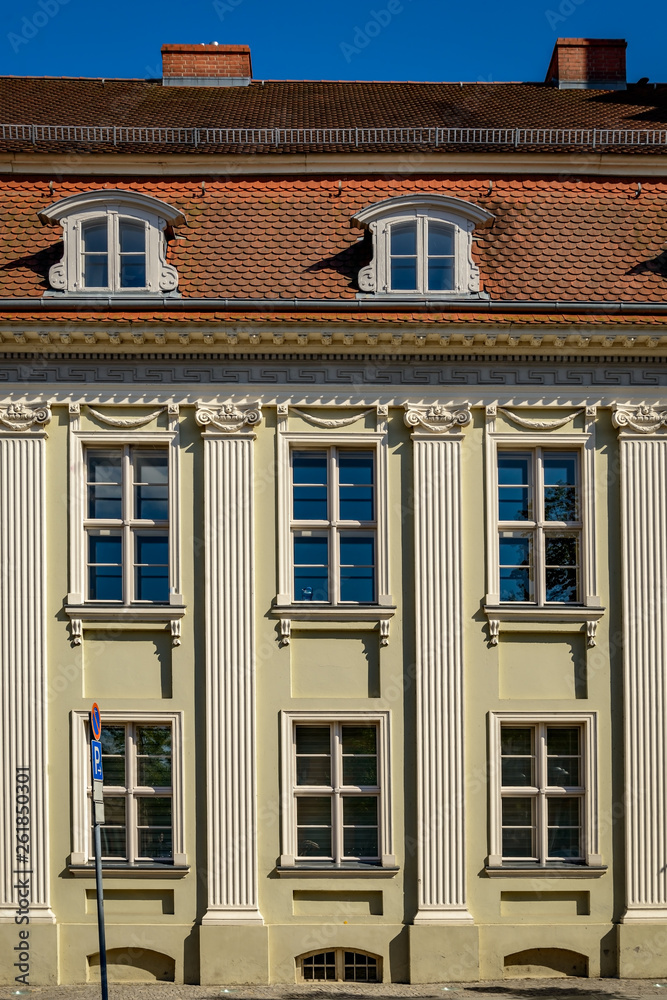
[297,949,382,983]
[351,193,493,298]
[488,711,600,868]
[70,710,186,867]
[276,416,392,612]
[484,415,600,616]
[65,405,184,633]
[280,711,394,868]
[38,189,185,296]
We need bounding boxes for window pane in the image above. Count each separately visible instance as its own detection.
[88,533,122,601]
[340,536,375,603]
[545,568,578,603]
[101,725,126,786]
[501,757,534,786]
[390,221,417,256]
[101,796,126,825]
[545,535,579,602]
[499,534,532,602]
[428,259,455,291]
[100,827,126,858]
[294,535,329,602]
[84,257,108,288]
[119,220,145,253]
[88,454,122,519]
[502,728,532,755]
[136,726,172,787]
[135,533,169,602]
[501,729,534,787]
[139,829,173,859]
[548,797,580,827]
[343,796,378,825]
[502,827,533,858]
[303,953,336,981]
[547,798,581,860]
[547,757,580,787]
[120,256,147,288]
[428,222,454,256]
[547,727,580,756]
[137,796,172,827]
[293,452,328,520]
[296,726,331,786]
[135,453,169,520]
[342,726,377,785]
[391,259,417,290]
[343,827,379,858]
[498,455,532,520]
[297,797,332,857]
[101,726,126,755]
[339,453,374,521]
[544,454,578,521]
[502,797,533,826]
[547,826,580,859]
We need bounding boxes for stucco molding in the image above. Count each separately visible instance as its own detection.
[0,402,51,433]
[86,405,166,427]
[612,403,667,435]
[498,406,580,430]
[195,402,263,434]
[404,403,472,434]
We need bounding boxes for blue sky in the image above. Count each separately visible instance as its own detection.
[4,0,666,83]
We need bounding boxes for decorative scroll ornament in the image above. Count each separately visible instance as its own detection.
[86,406,166,428]
[404,403,472,433]
[195,402,263,433]
[289,406,375,429]
[0,402,51,432]
[612,404,667,435]
[498,407,580,431]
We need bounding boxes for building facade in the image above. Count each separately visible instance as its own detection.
[1,36,667,985]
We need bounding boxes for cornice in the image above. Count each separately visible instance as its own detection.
[2,151,667,177]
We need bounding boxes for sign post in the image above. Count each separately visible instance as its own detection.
[90,703,109,1000]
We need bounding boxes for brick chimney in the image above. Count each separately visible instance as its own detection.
[546,38,627,90]
[162,43,252,87]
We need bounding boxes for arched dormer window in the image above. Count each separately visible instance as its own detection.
[38,190,186,296]
[351,193,493,298]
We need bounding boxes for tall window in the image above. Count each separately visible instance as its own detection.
[85,446,169,603]
[81,216,147,290]
[293,722,380,863]
[388,218,455,292]
[291,449,376,604]
[96,722,173,863]
[499,723,584,864]
[497,449,580,604]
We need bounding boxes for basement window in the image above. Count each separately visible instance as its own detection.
[298,949,381,982]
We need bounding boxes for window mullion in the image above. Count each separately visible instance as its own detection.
[418,216,426,292]
[332,724,342,864]
[538,724,547,864]
[535,450,545,605]
[331,450,338,604]
[109,214,119,293]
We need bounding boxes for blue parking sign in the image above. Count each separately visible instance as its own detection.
[91,740,103,781]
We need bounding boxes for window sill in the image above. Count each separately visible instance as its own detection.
[483,605,605,646]
[485,864,607,879]
[355,292,490,302]
[64,603,186,646]
[43,290,182,300]
[271,605,396,646]
[276,863,400,879]
[68,863,190,879]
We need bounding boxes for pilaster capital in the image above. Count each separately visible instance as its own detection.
[612,403,667,435]
[0,402,51,433]
[195,402,263,434]
[404,403,472,435]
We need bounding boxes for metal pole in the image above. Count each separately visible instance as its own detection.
[93,819,109,1000]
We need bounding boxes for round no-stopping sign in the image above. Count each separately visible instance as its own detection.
[90,703,102,741]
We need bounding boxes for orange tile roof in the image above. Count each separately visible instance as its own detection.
[2,175,667,309]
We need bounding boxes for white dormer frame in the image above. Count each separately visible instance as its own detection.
[351,193,493,298]
[39,189,186,296]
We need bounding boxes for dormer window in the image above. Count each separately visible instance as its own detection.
[351,193,493,298]
[38,190,186,296]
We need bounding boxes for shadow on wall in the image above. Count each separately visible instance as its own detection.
[87,948,175,983]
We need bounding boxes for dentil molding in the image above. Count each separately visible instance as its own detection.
[195,402,263,433]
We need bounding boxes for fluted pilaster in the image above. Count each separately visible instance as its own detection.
[198,403,263,925]
[407,405,473,924]
[0,418,54,923]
